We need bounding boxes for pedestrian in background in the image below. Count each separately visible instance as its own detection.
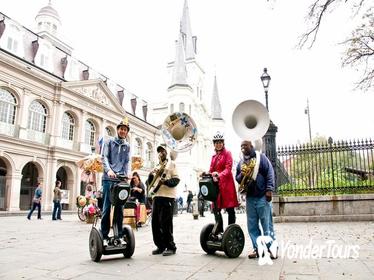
[52,180,62,220]
[27,182,43,220]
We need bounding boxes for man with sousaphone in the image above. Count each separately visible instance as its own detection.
[232,100,277,260]
[147,112,197,256]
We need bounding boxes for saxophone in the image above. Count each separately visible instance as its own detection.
[238,158,256,194]
[147,159,168,197]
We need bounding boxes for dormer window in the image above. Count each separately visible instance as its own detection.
[6,37,18,53]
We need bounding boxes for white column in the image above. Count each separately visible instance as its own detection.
[7,172,22,211]
[44,158,57,211]
[50,101,64,146]
[18,89,31,140]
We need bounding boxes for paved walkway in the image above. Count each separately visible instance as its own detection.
[0,212,373,279]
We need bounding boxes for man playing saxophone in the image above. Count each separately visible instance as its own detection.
[235,140,276,259]
[147,144,180,256]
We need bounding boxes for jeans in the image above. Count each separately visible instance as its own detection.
[268,202,276,241]
[27,202,41,219]
[101,180,123,239]
[52,200,61,220]
[246,195,272,249]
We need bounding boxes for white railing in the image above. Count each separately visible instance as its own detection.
[27,129,47,144]
[57,138,74,150]
[0,122,15,137]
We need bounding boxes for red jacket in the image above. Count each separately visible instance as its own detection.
[209,148,239,209]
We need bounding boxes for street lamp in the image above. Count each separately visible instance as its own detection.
[260,68,271,111]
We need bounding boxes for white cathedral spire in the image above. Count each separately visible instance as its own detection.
[169,33,191,89]
[180,0,196,60]
[211,75,223,120]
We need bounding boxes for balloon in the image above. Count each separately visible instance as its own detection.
[78,196,87,207]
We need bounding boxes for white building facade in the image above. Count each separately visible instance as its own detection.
[0,3,161,211]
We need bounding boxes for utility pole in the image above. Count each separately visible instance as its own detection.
[304,99,312,142]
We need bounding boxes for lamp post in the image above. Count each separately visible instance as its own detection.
[304,99,312,142]
[260,68,271,111]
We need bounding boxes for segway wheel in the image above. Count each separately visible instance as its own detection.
[78,207,86,221]
[222,224,245,258]
[89,228,103,262]
[200,223,216,255]
[122,225,135,258]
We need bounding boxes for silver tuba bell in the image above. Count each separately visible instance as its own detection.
[161,112,197,153]
[232,99,270,145]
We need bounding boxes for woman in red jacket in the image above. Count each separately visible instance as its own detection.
[209,131,239,225]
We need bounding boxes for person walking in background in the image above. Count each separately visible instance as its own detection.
[186,190,193,213]
[207,131,238,227]
[235,140,276,259]
[52,180,62,220]
[27,182,43,220]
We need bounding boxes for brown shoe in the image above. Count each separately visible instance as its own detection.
[248,249,258,259]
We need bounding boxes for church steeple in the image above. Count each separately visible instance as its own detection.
[169,33,191,90]
[180,0,196,60]
[211,75,223,120]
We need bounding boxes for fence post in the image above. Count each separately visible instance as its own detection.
[328,137,335,192]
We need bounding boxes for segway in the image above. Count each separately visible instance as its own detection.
[199,174,245,258]
[89,175,135,262]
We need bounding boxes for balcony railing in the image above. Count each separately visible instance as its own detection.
[0,122,16,137]
[27,129,49,145]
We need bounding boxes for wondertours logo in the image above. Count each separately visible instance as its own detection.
[256,236,360,266]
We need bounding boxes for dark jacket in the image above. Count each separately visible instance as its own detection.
[235,152,275,198]
[130,182,145,203]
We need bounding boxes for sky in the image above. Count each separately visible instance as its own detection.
[1,0,373,156]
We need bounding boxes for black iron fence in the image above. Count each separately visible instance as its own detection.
[276,138,374,195]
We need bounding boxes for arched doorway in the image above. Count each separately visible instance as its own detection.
[20,162,39,210]
[0,158,7,210]
[56,167,68,210]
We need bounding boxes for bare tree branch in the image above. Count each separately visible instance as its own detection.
[299,1,373,90]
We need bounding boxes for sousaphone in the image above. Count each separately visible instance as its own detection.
[161,112,197,153]
[232,99,270,147]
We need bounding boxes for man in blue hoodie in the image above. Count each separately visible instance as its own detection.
[235,140,276,259]
[101,118,130,244]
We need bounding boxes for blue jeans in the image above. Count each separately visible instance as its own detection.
[27,202,41,219]
[246,195,272,249]
[268,202,276,241]
[101,180,123,239]
[52,200,61,220]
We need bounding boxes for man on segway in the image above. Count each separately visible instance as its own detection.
[101,117,131,246]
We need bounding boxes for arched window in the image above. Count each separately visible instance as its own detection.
[146,142,152,162]
[28,100,47,132]
[179,102,185,113]
[0,88,17,124]
[84,120,96,146]
[135,137,142,156]
[61,112,75,140]
[105,126,113,137]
